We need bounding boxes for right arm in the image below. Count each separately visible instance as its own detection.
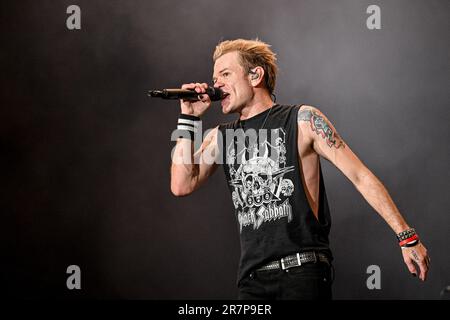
[170,82,219,196]
[171,127,219,196]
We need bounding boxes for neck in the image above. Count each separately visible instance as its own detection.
[239,91,274,121]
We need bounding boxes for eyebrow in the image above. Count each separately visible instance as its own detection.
[212,68,230,82]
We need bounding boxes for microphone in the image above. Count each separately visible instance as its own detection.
[147,87,225,102]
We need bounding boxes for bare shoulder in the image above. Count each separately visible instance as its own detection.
[296,105,316,151]
[297,104,318,139]
[297,104,345,150]
[297,104,322,122]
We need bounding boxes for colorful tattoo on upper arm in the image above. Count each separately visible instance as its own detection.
[298,108,345,149]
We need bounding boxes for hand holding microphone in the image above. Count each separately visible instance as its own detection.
[148,82,226,117]
[179,83,212,117]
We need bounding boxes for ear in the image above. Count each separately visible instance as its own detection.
[248,67,265,87]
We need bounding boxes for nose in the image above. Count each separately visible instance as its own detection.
[213,80,224,89]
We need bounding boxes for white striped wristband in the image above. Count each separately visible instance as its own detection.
[176,114,201,140]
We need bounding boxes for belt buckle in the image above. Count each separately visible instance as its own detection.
[281,253,302,270]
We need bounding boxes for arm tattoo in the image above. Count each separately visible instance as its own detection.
[298,108,345,149]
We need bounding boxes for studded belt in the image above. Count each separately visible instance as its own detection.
[256,251,329,271]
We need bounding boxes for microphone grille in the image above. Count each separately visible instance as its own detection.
[207,87,225,101]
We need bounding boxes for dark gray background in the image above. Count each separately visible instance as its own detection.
[1,0,449,299]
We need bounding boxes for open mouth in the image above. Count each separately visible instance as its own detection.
[221,92,230,108]
[221,93,230,107]
[221,92,230,100]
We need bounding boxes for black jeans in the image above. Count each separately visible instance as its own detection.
[238,262,334,300]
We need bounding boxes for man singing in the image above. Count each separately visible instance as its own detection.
[170,39,430,300]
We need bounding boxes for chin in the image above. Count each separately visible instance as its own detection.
[221,102,233,114]
[222,106,231,114]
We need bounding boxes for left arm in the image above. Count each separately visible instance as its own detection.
[298,105,430,281]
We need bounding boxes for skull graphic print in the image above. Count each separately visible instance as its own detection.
[226,128,296,232]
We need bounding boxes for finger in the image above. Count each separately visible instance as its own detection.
[199,94,211,102]
[404,258,418,277]
[418,261,428,281]
[194,83,205,93]
[424,256,430,268]
[181,83,196,90]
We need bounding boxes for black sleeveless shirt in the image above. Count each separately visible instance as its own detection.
[218,104,332,285]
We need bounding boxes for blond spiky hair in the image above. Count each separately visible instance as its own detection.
[213,38,278,94]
